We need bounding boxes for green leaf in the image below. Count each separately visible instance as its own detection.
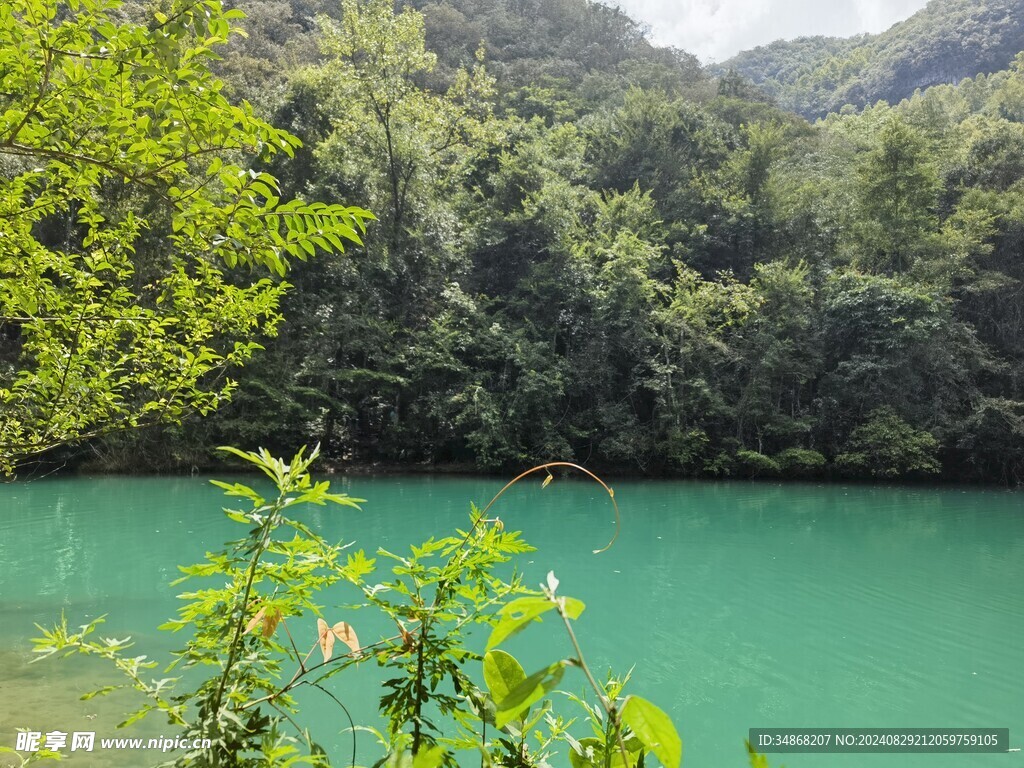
[483,649,527,703]
[487,596,560,649]
[560,596,586,620]
[494,661,566,729]
[620,696,682,768]
[80,685,120,700]
[569,737,604,768]
[412,746,447,768]
[746,741,771,768]
[117,705,154,728]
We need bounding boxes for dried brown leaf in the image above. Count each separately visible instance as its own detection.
[244,606,266,636]
[317,617,335,662]
[331,621,360,653]
[262,607,283,638]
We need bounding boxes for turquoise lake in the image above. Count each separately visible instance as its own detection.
[0,475,1021,767]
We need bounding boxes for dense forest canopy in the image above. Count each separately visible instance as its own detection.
[3,0,1024,483]
[719,0,1024,118]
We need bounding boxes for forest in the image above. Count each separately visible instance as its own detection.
[3,0,1024,484]
[720,0,1024,118]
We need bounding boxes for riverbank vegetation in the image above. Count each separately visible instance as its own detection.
[3,0,1024,485]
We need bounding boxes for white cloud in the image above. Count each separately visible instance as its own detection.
[609,0,930,62]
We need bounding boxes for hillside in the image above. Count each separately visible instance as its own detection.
[410,0,700,84]
[213,0,710,112]
[721,0,1024,118]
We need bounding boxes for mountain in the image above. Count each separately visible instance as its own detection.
[720,0,1024,118]
[211,0,710,112]
[411,0,693,79]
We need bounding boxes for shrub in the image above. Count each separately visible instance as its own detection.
[774,448,826,476]
[835,407,941,478]
[736,450,781,478]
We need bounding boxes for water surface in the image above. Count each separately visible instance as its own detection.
[1,475,1021,767]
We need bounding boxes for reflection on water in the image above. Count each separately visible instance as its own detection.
[1,476,1022,767]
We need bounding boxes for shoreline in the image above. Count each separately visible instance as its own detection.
[12,455,1022,491]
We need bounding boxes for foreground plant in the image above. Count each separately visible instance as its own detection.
[26,448,781,767]
[33,445,362,765]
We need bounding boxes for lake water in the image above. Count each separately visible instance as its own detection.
[0,475,1022,767]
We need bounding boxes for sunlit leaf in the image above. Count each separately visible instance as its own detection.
[494,661,566,728]
[483,649,527,703]
[80,685,120,700]
[620,696,682,768]
[486,597,555,650]
[412,746,447,768]
[746,741,770,768]
[117,706,154,728]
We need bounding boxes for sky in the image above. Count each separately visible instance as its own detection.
[612,0,931,63]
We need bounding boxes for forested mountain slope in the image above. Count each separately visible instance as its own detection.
[26,0,1023,484]
[411,0,703,85]
[212,0,711,113]
[721,0,1024,118]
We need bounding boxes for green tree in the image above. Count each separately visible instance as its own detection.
[850,117,940,273]
[733,261,819,454]
[0,0,371,475]
[200,0,504,465]
[836,406,941,478]
[315,0,497,254]
[649,265,761,473]
[817,271,982,459]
